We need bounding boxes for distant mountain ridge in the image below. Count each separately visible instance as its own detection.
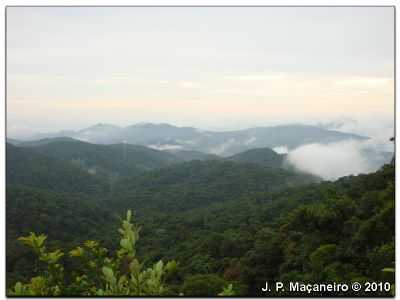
[14,122,368,156]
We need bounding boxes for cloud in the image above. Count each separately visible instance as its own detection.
[286,139,393,180]
[178,81,201,88]
[318,116,394,153]
[226,73,287,81]
[214,89,269,96]
[244,136,257,145]
[6,8,394,134]
[148,144,183,151]
[273,145,289,154]
[209,138,236,155]
[335,77,393,88]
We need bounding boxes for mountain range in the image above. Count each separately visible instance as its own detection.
[12,122,368,156]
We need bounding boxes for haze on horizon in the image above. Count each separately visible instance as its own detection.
[7,6,394,138]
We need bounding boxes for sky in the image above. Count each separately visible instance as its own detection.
[7,6,394,137]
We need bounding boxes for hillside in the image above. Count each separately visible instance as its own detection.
[6,138,22,146]
[111,160,319,213]
[134,163,395,296]
[228,147,284,168]
[16,136,77,147]
[21,139,182,178]
[171,150,221,162]
[6,143,107,194]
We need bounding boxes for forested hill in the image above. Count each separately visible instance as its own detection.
[111,160,319,213]
[6,141,316,219]
[134,162,394,296]
[13,136,77,147]
[169,150,221,162]
[17,139,181,177]
[228,147,284,168]
[9,139,295,186]
[6,143,108,194]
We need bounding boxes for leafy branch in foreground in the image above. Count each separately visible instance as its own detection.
[9,210,208,296]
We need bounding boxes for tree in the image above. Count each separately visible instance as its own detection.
[182,274,226,296]
[8,210,234,296]
[8,211,177,296]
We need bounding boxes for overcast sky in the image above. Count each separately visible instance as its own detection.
[7,7,394,137]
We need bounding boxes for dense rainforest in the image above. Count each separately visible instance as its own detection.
[6,139,395,296]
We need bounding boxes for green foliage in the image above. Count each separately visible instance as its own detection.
[309,244,337,272]
[6,184,114,286]
[9,233,64,296]
[219,283,235,296]
[7,210,177,296]
[182,274,227,296]
[8,210,233,296]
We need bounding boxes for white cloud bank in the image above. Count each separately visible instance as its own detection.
[287,139,393,180]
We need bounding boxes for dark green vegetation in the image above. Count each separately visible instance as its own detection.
[6,185,112,285]
[112,160,318,214]
[228,147,284,168]
[6,139,394,296]
[14,139,181,178]
[8,211,187,296]
[170,150,221,162]
[6,143,108,194]
[11,136,77,147]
